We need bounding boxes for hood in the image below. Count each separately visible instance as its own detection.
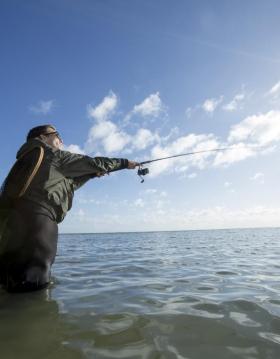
[16,138,47,159]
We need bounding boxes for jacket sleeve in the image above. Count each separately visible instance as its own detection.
[71,174,92,191]
[57,150,128,178]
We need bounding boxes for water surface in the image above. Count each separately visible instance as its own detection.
[1,228,280,358]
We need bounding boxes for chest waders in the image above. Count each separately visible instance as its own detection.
[0,145,58,292]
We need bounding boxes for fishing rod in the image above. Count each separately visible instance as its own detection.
[137,146,253,183]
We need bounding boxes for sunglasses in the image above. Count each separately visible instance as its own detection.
[43,131,62,142]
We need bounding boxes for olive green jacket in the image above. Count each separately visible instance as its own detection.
[1,139,129,223]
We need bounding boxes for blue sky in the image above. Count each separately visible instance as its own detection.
[1,0,280,232]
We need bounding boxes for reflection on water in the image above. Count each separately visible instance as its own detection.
[1,228,280,358]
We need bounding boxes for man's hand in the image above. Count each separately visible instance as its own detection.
[127,161,140,169]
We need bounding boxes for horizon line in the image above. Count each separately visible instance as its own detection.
[59,225,280,235]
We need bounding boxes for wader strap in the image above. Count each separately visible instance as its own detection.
[18,146,45,197]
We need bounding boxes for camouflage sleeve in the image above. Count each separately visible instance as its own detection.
[58,150,128,178]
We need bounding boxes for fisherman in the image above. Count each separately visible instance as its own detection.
[0,124,138,292]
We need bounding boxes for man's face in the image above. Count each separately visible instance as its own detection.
[40,128,63,150]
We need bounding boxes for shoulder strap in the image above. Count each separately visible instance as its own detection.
[18,146,45,197]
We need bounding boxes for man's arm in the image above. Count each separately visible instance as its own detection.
[70,174,93,191]
[57,150,138,178]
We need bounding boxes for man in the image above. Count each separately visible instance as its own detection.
[0,125,138,292]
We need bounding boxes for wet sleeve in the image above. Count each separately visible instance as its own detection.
[57,150,128,178]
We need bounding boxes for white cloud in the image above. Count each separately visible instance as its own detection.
[77,197,102,205]
[85,119,131,154]
[87,91,117,122]
[214,143,256,167]
[103,129,131,153]
[188,172,197,179]
[145,108,278,174]
[143,110,280,174]
[250,172,264,184]
[181,205,280,229]
[148,133,220,177]
[223,93,245,112]
[161,127,179,143]
[141,188,167,197]
[89,120,116,140]
[133,128,159,150]
[202,96,223,113]
[29,100,55,115]
[79,92,280,177]
[131,92,165,118]
[77,209,85,217]
[223,182,235,193]
[134,198,145,207]
[63,144,85,154]
[185,105,201,119]
[186,107,192,118]
[251,172,264,180]
[62,203,280,232]
[85,121,160,155]
[267,81,280,98]
[143,189,157,195]
[85,92,164,154]
[228,110,280,146]
[85,92,130,154]
[124,92,165,123]
[70,208,86,221]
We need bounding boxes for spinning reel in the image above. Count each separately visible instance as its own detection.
[137,166,149,183]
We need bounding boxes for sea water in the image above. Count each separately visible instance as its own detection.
[1,228,280,358]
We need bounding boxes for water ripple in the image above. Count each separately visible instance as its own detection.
[2,228,280,358]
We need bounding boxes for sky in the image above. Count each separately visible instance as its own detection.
[1,0,280,233]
